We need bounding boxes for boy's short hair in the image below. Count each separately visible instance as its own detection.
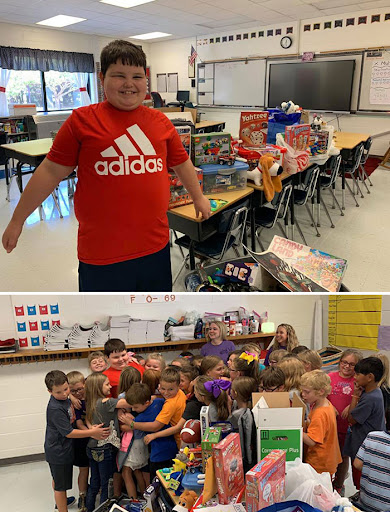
[88,351,108,365]
[125,383,151,405]
[45,370,68,391]
[104,338,126,357]
[291,345,309,355]
[297,350,323,370]
[160,366,180,385]
[134,354,145,363]
[355,357,384,383]
[301,370,331,396]
[259,367,285,389]
[66,371,85,387]
[180,364,200,382]
[269,349,290,364]
[100,39,147,76]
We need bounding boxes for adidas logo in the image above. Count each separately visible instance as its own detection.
[95,124,163,176]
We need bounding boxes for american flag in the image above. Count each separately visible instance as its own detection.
[189,45,198,66]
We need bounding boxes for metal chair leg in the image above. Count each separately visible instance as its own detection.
[320,198,335,228]
[351,172,364,199]
[172,255,190,286]
[361,163,373,187]
[51,189,63,218]
[329,189,344,216]
[293,218,307,245]
[276,221,289,240]
[359,165,370,194]
[304,203,321,237]
[172,230,186,260]
[255,228,266,252]
[344,179,360,207]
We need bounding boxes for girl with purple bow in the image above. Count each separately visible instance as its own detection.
[194,376,231,422]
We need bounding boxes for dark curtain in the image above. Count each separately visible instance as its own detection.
[0,46,94,72]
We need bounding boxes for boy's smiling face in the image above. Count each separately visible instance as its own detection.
[100,61,147,111]
[159,380,179,400]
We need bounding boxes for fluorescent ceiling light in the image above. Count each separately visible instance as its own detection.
[131,32,171,40]
[36,15,86,27]
[100,0,155,8]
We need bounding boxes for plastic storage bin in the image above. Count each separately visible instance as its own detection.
[200,161,249,194]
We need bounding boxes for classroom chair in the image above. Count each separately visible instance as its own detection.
[359,137,373,191]
[151,92,165,108]
[292,165,321,244]
[172,204,249,285]
[319,155,343,229]
[250,182,293,252]
[342,143,364,205]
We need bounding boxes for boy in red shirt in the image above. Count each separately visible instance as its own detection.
[103,338,144,398]
[2,40,210,291]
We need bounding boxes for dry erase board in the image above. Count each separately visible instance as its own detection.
[358,50,390,112]
[214,59,266,107]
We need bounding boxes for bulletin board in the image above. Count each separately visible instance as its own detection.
[328,295,382,350]
[358,50,390,111]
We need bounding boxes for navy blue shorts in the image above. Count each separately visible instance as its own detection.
[48,462,73,492]
[78,243,172,292]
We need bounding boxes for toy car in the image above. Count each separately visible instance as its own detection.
[186,459,202,473]
[218,154,236,166]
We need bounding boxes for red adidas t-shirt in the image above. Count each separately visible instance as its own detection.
[103,360,145,398]
[47,101,189,265]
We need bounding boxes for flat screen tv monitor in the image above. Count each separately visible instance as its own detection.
[177,90,190,102]
[268,60,355,112]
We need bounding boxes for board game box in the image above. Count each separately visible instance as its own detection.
[239,111,269,148]
[213,433,245,504]
[285,124,311,151]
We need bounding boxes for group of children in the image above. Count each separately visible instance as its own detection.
[44,322,390,512]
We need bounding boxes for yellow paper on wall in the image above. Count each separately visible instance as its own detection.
[328,295,382,350]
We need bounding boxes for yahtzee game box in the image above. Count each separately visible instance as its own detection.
[239,111,269,148]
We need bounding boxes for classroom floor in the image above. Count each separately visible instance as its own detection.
[0,164,389,292]
[0,458,357,512]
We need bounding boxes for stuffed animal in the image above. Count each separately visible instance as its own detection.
[311,114,323,131]
[172,490,198,512]
[331,497,354,512]
[281,100,301,115]
[247,154,283,202]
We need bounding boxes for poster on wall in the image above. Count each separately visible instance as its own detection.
[370,59,390,104]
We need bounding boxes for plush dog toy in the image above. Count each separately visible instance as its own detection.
[172,490,198,512]
[281,100,301,115]
[247,154,283,202]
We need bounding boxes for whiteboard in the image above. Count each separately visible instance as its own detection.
[214,59,266,107]
[359,50,390,111]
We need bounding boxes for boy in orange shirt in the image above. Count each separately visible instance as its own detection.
[301,370,342,475]
[119,367,186,450]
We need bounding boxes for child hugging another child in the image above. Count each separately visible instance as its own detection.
[194,376,231,422]
[84,373,132,512]
[264,324,299,366]
[142,369,161,398]
[144,353,166,372]
[88,351,108,373]
[300,370,342,475]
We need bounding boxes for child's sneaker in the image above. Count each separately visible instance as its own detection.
[55,496,76,509]
[78,493,87,512]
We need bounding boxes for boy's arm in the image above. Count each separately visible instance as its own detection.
[66,424,110,440]
[2,158,75,253]
[303,432,317,447]
[76,419,88,430]
[353,457,364,471]
[347,394,362,425]
[144,418,186,444]
[117,410,164,432]
[171,159,211,219]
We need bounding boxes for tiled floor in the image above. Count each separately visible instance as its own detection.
[0,165,389,292]
[0,459,357,512]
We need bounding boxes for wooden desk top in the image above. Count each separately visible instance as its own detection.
[333,132,370,150]
[0,137,52,156]
[168,186,253,221]
[156,471,180,505]
[195,120,225,129]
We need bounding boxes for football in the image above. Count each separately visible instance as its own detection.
[180,419,201,444]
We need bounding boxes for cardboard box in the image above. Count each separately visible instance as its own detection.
[175,125,192,155]
[168,167,203,209]
[252,392,305,462]
[8,104,37,116]
[239,111,269,148]
[309,130,330,155]
[285,124,311,151]
[246,450,286,512]
[213,433,245,504]
[192,132,231,166]
[201,426,222,468]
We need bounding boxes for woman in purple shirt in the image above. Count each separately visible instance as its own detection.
[200,321,236,364]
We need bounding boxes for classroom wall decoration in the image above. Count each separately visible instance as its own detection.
[13,302,61,349]
[328,295,382,350]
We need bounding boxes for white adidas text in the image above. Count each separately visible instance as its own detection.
[95,155,163,175]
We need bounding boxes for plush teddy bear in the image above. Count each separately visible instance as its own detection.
[281,100,301,115]
[172,490,198,512]
[247,154,283,202]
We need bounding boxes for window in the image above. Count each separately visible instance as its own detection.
[6,70,90,112]
[6,70,44,111]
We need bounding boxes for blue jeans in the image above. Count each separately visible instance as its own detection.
[86,446,117,512]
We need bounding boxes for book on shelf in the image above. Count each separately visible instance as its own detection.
[244,235,347,292]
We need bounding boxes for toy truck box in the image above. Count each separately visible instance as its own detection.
[200,160,248,194]
[285,124,311,151]
[201,426,222,468]
[168,167,203,209]
[246,450,286,512]
[252,393,305,462]
[175,125,192,155]
[192,132,231,166]
[213,433,245,504]
[239,111,269,148]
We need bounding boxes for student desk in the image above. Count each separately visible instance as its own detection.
[167,187,253,269]
[333,132,370,209]
[1,138,52,201]
[156,470,180,506]
[195,120,226,133]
